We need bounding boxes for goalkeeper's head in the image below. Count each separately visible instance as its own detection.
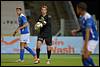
[40,4,48,16]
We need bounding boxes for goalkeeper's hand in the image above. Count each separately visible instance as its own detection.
[34,24,40,31]
[34,22,43,32]
[39,17,47,25]
[39,17,44,22]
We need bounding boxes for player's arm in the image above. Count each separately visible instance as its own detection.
[34,16,42,30]
[71,28,82,36]
[20,16,29,29]
[84,28,90,50]
[13,26,20,36]
[76,28,82,33]
[39,16,47,25]
[34,16,47,31]
[13,22,28,36]
[19,22,28,29]
[84,19,92,51]
[13,16,28,36]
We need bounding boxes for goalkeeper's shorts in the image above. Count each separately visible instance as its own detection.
[37,36,52,46]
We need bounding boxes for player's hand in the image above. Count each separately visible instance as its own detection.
[82,44,88,55]
[34,22,41,32]
[39,17,47,25]
[71,29,77,36]
[12,28,19,36]
[82,48,88,59]
[39,17,44,22]
[12,31,17,36]
[34,25,40,31]
[15,28,19,33]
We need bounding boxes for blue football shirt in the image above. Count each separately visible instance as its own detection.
[79,12,98,40]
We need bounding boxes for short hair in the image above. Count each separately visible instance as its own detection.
[77,2,87,11]
[16,7,22,11]
[40,3,48,10]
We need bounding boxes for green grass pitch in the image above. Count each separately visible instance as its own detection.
[1,54,99,66]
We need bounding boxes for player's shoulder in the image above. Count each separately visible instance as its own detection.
[83,12,92,20]
[20,13,26,18]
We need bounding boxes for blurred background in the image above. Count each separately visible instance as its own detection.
[1,0,99,66]
[1,1,99,54]
[1,1,99,66]
[1,1,99,36]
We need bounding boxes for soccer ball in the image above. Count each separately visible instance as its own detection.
[34,22,43,30]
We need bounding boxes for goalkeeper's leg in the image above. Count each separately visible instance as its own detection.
[34,40,42,64]
[46,46,52,64]
[45,38,52,64]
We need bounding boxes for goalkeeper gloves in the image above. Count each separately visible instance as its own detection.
[39,17,47,25]
[34,22,43,31]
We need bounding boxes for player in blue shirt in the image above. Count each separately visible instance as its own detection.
[13,7,37,62]
[71,2,99,66]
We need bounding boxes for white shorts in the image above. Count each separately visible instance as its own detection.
[20,33,30,43]
[83,40,99,53]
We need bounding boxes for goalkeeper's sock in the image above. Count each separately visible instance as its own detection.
[87,56,95,66]
[82,58,89,66]
[24,47,36,56]
[36,48,40,58]
[47,50,51,59]
[20,49,24,60]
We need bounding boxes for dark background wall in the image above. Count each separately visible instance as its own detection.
[71,0,99,20]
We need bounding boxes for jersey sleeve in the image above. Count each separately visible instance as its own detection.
[21,16,28,24]
[86,19,92,29]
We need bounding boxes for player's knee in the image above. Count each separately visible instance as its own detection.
[20,42,24,48]
[83,54,89,59]
[36,41,42,48]
[89,51,92,55]
[47,46,52,51]
[20,42,27,48]
[24,45,28,48]
[82,55,85,59]
[20,46,24,49]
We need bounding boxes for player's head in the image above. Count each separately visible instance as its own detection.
[40,4,48,16]
[16,7,22,16]
[76,2,87,16]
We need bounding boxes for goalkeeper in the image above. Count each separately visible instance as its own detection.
[34,4,52,64]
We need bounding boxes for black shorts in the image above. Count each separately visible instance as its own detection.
[37,35,52,46]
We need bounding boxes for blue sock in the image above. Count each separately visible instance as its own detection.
[20,49,24,60]
[87,57,95,66]
[24,47,36,56]
[82,58,89,66]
